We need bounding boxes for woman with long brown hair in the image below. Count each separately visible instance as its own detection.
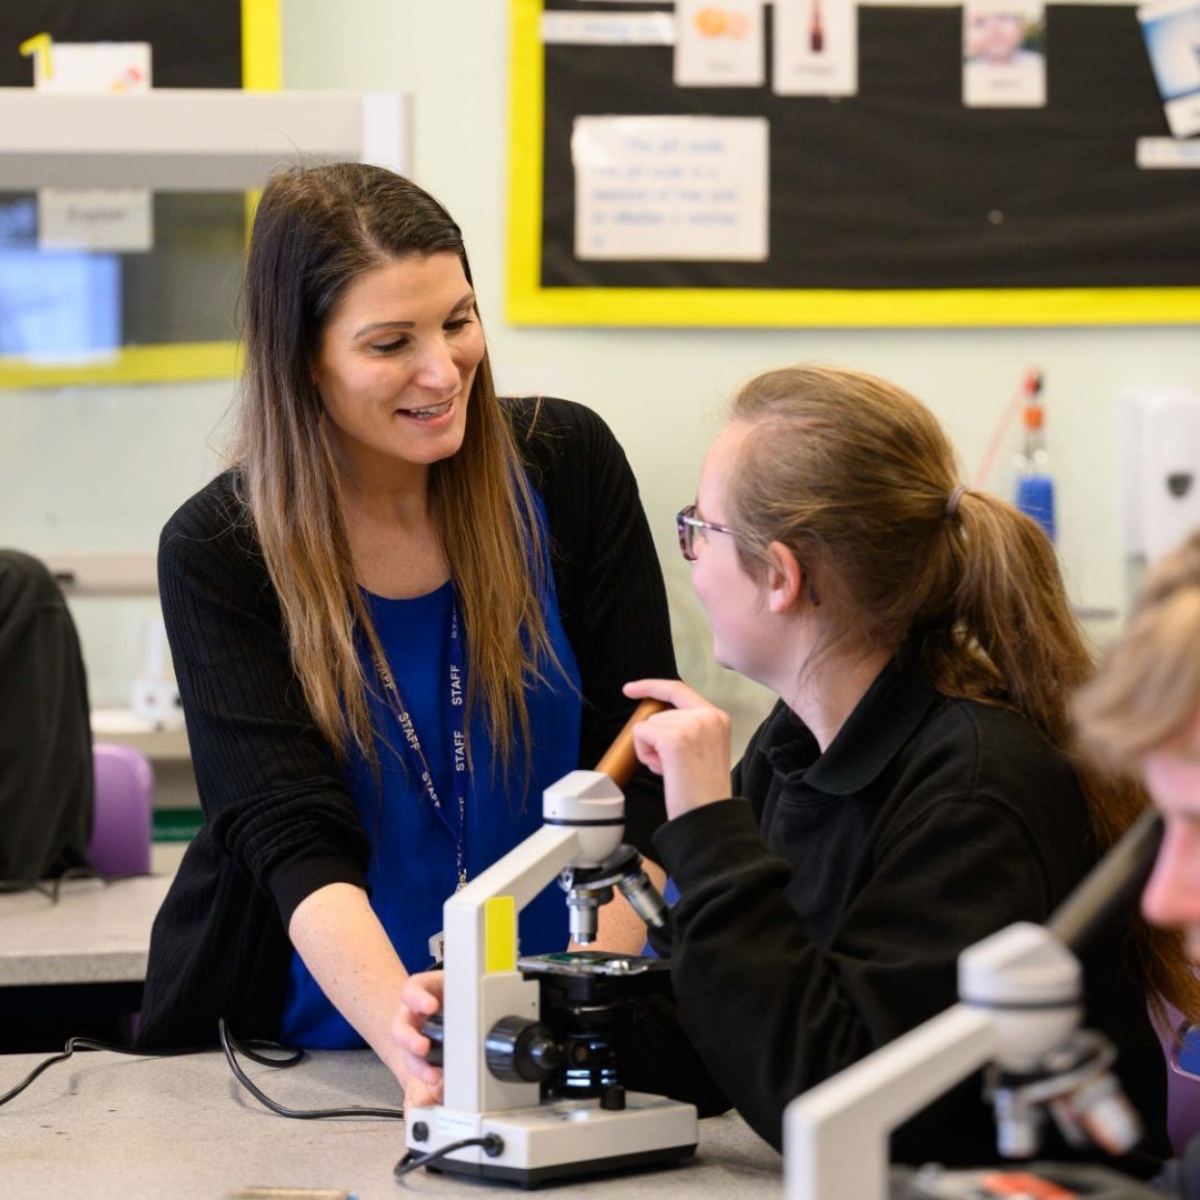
[395,363,1191,1170]
[136,163,674,1106]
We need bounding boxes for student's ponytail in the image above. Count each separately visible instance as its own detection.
[926,490,1161,858]
[727,363,1200,1023]
[931,489,1089,757]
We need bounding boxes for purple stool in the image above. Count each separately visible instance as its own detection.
[89,742,154,877]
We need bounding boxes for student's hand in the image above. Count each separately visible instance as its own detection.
[393,970,445,1108]
[623,679,732,821]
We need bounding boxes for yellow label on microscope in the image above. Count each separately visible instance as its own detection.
[484,895,517,973]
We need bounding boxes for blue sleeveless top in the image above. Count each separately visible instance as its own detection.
[279,512,582,1048]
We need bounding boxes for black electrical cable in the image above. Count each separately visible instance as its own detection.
[218,1018,404,1120]
[0,865,112,899]
[393,1134,505,1178]
[2,1019,404,1122]
[0,880,61,898]
[0,1037,202,1108]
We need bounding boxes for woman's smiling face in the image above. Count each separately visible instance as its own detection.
[313,252,485,483]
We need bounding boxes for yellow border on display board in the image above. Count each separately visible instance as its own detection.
[505,0,1200,328]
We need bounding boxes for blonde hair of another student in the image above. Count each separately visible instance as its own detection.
[725,363,1200,1023]
[1075,531,1200,774]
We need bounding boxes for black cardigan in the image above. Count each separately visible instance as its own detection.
[137,396,675,1048]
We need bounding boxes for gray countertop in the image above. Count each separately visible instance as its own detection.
[0,1047,783,1199]
[0,875,171,985]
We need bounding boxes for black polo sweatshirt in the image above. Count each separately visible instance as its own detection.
[638,657,1168,1172]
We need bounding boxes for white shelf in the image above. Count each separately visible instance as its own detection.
[42,551,158,597]
[0,88,410,189]
[91,708,190,762]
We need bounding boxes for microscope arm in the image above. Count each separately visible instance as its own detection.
[1049,809,1163,954]
[442,762,635,1114]
[785,922,1078,1199]
[443,822,591,1114]
[786,1003,996,1199]
[402,700,702,1186]
[438,700,670,1118]
[785,809,1165,1200]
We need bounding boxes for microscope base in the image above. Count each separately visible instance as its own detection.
[406,1093,698,1188]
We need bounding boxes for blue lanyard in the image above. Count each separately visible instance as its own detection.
[373,595,469,890]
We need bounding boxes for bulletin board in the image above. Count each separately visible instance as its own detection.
[0,0,280,388]
[507,0,1200,327]
[0,0,276,90]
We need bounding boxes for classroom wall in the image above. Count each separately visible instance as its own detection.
[282,0,1200,742]
[3,0,1197,749]
[0,382,234,712]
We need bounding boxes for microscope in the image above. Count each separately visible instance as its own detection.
[785,810,1168,1199]
[402,699,699,1187]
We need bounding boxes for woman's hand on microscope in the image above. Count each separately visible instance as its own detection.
[623,679,732,821]
[394,970,445,1108]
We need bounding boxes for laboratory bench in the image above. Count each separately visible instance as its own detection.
[0,873,172,1045]
[0,875,170,990]
[0,1047,784,1199]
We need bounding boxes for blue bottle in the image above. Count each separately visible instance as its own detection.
[1014,382,1055,542]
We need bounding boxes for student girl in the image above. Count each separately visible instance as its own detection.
[135,163,675,1107]
[400,364,1196,1167]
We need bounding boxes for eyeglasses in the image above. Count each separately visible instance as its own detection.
[676,503,741,562]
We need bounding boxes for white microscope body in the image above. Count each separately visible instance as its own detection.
[784,811,1161,1199]
[785,923,1088,1198]
[403,764,698,1186]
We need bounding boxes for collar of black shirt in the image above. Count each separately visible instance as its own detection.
[765,654,940,797]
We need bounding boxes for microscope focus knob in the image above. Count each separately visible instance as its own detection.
[485,1016,563,1084]
[422,1010,445,1067]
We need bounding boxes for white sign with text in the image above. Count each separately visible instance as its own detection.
[36,42,154,253]
[572,115,769,261]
